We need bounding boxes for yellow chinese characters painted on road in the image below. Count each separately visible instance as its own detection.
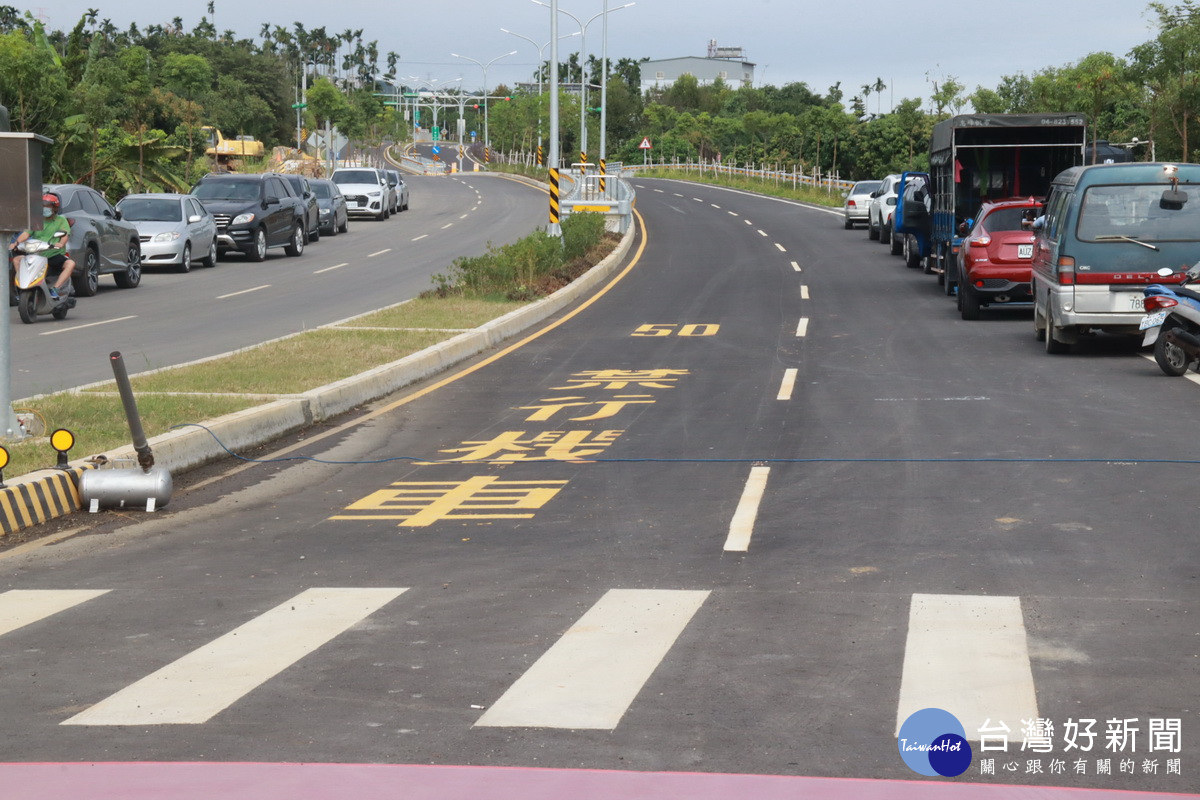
[330,477,569,528]
[429,430,623,463]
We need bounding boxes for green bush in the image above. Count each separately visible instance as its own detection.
[432,212,609,300]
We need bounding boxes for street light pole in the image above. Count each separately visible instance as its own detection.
[501,28,580,163]
[451,51,516,149]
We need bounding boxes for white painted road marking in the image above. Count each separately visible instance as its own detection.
[217,285,269,299]
[795,317,809,337]
[775,242,786,251]
[475,589,709,729]
[63,588,406,726]
[723,466,770,552]
[757,229,768,237]
[777,368,799,400]
[314,263,349,274]
[791,261,802,272]
[38,316,137,336]
[412,234,429,241]
[801,285,810,300]
[367,249,392,258]
[896,593,1038,740]
[0,590,109,637]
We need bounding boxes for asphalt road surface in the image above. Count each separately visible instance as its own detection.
[7,171,546,399]
[0,177,1195,799]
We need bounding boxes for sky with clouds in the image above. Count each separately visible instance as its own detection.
[22,0,1168,111]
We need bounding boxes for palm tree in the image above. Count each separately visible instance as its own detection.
[872,77,886,114]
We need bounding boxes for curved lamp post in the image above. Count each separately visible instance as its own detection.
[451,51,517,148]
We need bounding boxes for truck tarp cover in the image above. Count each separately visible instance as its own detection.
[931,113,1087,155]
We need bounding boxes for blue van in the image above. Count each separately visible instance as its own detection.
[1032,162,1200,353]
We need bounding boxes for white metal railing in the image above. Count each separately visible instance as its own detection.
[624,159,855,193]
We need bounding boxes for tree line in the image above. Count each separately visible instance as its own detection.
[1,1,1197,196]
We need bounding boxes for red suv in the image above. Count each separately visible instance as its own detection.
[956,198,1042,320]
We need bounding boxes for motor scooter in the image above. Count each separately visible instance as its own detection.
[1140,261,1200,376]
[12,235,75,324]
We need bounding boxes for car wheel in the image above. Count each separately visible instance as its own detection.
[1044,304,1070,354]
[114,242,141,288]
[338,217,349,233]
[178,242,192,274]
[201,239,218,268]
[73,246,101,297]
[248,228,267,262]
[889,229,903,255]
[402,198,409,211]
[960,280,982,320]
[310,223,320,242]
[1154,326,1190,376]
[285,223,305,257]
[844,216,853,230]
[868,217,879,241]
[904,235,921,269]
[880,221,891,245]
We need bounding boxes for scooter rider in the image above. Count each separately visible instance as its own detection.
[10,193,75,300]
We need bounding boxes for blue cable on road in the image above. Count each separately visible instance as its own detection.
[169,423,1200,467]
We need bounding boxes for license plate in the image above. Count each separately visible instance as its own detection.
[1139,310,1167,330]
[1017,244,1033,259]
[1129,295,1145,311]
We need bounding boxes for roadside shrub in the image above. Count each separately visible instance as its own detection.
[560,212,606,262]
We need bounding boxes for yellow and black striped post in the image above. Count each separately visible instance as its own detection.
[537,145,543,167]
[484,147,491,164]
[599,158,607,194]
[549,168,560,226]
[579,151,588,165]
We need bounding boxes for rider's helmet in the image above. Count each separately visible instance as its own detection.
[42,193,60,213]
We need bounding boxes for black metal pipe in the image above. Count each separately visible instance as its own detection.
[109,351,154,472]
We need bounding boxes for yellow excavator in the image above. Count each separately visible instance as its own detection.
[202,126,265,170]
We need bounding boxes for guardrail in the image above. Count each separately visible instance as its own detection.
[623,160,855,194]
[559,162,634,234]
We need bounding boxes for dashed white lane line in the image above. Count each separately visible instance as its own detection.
[475,589,710,729]
[0,590,109,637]
[777,368,799,401]
[723,466,771,552]
[757,229,768,237]
[710,203,721,209]
[744,219,753,225]
[412,234,429,241]
[441,223,454,229]
[367,249,392,258]
[801,285,810,300]
[774,243,786,251]
[896,594,1038,740]
[63,588,408,726]
[791,261,802,272]
[314,263,349,274]
[728,211,738,217]
[217,285,270,299]
[37,315,137,336]
[795,317,810,337]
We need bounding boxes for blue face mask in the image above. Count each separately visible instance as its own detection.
[42,207,53,218]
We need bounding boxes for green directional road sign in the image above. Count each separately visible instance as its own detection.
[291,103,307,109]
[432,127,441,141]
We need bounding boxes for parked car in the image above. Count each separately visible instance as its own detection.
[385,169,410,212]
[331,168,390,221]
[191,173,307,261]
[43,183,142,296]
[843,179,881,229]
[116,193,218,273]
[310,179,349,236]
[868,173,903,243]
[278,173,322,242]
[955,198,1042,320]
[1032,162,1200,353]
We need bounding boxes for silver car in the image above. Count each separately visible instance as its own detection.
[116,193,218,273]
[842,179,881,229]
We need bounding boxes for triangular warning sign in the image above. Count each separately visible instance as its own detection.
[638,137,652,149]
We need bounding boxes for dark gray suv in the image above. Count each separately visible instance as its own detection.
[191,173,307,261]
[44,184,142,296]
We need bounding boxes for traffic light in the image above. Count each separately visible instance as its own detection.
[504,96,511,101]
[472,104,479,109]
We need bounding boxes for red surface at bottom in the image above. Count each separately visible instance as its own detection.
[1,763,1195,800]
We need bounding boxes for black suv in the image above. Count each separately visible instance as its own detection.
[278,174,321,243]
[191,173,307,261]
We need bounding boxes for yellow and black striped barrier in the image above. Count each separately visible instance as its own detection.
[0,466,93,536]
[549,168,560,225]
[599,158,606,193]
[537,145,543,167]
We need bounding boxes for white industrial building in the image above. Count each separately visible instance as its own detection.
[640,42,755,92]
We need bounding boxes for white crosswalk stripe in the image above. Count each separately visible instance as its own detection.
[475,589,710,730]
[0,589,109,637]
[896,593,1039,740]
[62,587,407,726]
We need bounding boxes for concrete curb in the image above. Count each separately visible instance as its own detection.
[0,221,636,535]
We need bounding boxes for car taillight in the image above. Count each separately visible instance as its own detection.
[847,200,857,208]
[970,236,990,248]
[1144,295,1179,312]
[1056,255,1075,286]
